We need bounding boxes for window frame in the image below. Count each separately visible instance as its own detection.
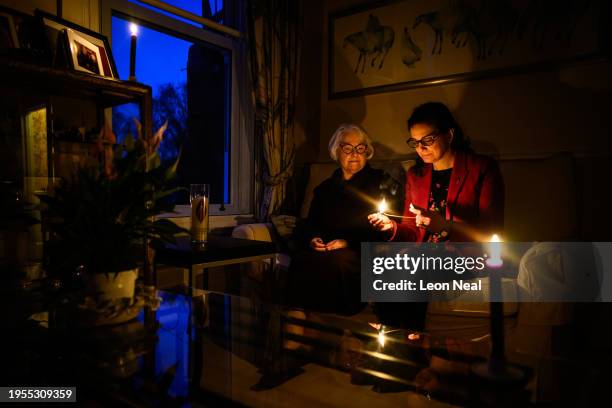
[101,0,253,217]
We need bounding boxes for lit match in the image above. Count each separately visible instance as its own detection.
[378,198,388,214]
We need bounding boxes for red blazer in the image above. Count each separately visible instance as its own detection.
[391,151,504,242]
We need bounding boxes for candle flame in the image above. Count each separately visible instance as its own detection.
[130,22,139,36]
[486,234,503,268]
[378,198,388,214]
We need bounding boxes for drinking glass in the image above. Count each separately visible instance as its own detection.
[190,184,210,243]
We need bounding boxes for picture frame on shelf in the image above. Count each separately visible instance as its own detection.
[0,6,48,59]
[36,10,118,78]
[0,11,19,48]
[65,29,104,76]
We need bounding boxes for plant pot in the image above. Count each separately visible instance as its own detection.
[78,268,143,326]
[84,268,139,302]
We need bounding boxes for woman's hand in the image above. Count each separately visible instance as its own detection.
[310,237,327,252]
[368,213,395,232]
[410,204,449,234]
[326,239,348,251]
[310,237,348,251]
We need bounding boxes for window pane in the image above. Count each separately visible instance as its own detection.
[111,15,231,204]
[128,1,228,27]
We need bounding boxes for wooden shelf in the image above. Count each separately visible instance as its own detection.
[0,58,152,108]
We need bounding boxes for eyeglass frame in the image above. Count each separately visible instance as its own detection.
[339,143,368,155]
[406,131,441,148]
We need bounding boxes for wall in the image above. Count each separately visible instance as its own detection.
[300,0,612,239]
[293,0,325,163]
[319,0,612,161]
[0,0,99,30]
[0,0,55,15]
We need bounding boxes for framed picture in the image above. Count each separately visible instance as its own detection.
[36,10,118,78]
[329,0,607,99]
[65,29,104,75]
[0,6,48,56]
[0,11,19,48]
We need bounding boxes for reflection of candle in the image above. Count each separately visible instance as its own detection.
[377,198,388,214]
[129,23,138,80]
[377,327,386,348]
[486,234,503,268]
[487,233,505,369]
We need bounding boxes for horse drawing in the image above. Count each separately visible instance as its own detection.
[452,0,518,59]
[401,27,422,68]
[413,12,444,55]
[343,14,395,73]
[517,0,591,49]
[413,1,476,55]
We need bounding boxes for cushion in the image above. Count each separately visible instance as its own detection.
[231,223,274,242]
[270,214,304,255]
[270,214,298,238]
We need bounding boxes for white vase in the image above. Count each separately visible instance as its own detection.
[84,268,138,301]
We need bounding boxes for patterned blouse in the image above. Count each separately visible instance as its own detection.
[425,168,452,243]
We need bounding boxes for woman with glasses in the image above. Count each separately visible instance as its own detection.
[368,102,504,329]
[369,102,504,243]
[286,123,400,315]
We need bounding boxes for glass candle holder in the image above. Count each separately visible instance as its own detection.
[190,184,210,243]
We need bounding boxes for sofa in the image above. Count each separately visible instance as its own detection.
[232,153,581,354]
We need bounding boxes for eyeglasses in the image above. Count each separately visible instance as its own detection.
[340,143,368,155]
[406,131,440,148]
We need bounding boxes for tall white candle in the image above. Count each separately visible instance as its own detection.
[129,23,138,81]
[486,234,503,268]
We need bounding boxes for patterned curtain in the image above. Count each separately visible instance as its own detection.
[247,0,301,220]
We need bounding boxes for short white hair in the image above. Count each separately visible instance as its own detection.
[328,123,375,161]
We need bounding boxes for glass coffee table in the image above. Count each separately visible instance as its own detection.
[12,286,607,407]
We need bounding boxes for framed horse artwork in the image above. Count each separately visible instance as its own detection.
[328,0,607,99]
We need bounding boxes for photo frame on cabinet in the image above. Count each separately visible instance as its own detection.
[36,10,118,78]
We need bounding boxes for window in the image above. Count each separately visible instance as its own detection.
[102,0,251,214]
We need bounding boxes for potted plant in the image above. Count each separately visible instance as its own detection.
[39,120,187,320]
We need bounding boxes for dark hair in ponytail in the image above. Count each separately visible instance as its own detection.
[408,102,472,154]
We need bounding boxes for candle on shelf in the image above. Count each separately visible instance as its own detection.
[129,23,138,81]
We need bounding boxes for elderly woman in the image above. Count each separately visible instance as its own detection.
[286,124,400,315]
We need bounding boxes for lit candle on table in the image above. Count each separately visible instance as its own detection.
[129,23,138,81]
[472,235,523,381]
[487,234,505,370]
[486,234,503,268]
